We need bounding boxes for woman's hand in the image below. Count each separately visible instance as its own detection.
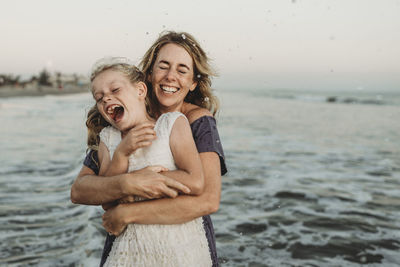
[118,195,135,204]
[102,204,128,236]
[115,122,156,157]
[123,165,191,199]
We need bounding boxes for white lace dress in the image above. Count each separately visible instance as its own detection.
[100,112,212,267]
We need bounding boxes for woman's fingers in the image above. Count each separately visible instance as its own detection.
[161,186,179,198]
[119,195,135,204]
[102,202,114,211]
[164,178,191,194]
[146,165,169,173]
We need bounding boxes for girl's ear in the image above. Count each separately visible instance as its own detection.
[136,82,147,99]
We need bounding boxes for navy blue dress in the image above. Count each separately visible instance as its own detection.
[83,116,227,267]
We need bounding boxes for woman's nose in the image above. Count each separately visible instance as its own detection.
[165,69,177,81]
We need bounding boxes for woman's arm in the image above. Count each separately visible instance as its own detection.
[102,151,221,235]
[70,165,191,205]
[71,165,126,205]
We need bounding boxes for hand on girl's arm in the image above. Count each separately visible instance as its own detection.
[102,152,221,234]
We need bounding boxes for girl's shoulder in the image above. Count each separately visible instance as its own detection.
[99,126,121,148]
[156,112,188,136]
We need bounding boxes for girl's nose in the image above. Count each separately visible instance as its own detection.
[103,94,112,102]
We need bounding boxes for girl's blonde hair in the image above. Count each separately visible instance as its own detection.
[139,31,219,117]
[86,59,150,152]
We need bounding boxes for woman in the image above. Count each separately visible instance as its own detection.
[70,31,227,267]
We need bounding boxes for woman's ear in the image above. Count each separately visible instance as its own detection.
[136,82,148,99]
[189,81,197,92]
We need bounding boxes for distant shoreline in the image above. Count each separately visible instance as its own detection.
[0,86,89,98]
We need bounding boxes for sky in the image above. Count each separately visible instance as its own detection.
[1,0,400,91]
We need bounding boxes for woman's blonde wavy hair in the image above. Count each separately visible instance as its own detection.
[139,31,219,117]
[86,61,150,152]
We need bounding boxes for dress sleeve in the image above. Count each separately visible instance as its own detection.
[190,116,227,175]
[83,150,100,175]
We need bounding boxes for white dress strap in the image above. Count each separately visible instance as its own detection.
[155,111,187,137]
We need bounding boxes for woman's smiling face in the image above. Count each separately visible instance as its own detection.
[150,43,197,113]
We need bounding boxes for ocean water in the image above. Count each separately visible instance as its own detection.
[0,88,399,266]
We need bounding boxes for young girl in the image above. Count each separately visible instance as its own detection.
[90,58,212,266]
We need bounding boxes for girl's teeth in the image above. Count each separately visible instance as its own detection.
[107,105,118,114]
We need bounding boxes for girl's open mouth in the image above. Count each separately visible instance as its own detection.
[106,104,124,122]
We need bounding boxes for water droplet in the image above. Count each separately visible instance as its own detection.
[216,139,220,143]
[239,232,243,235]
[181,34,186,40]
[360,256,367,263]
[197,74,201,78]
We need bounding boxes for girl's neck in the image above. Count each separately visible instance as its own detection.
[121,113,155,137]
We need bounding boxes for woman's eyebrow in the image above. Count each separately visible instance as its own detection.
[159,60,170,65]
[178,64,190,70]
[159,60,190,70]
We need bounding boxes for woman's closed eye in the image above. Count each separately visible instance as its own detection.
[112,88,120,93]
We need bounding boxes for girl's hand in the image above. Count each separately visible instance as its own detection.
[115,122,156,157]
[123,165,191,199]
[102,204,128,236]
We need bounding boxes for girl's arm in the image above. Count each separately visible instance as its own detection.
[99,140,129,177]
[164,116,204,195]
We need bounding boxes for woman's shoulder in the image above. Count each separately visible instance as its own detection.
[183,104,213,124]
